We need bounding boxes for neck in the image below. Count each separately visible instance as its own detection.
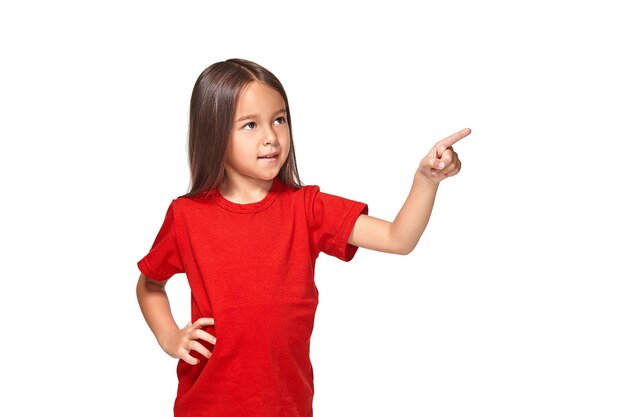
[219,175,275,204]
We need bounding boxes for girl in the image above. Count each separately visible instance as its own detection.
[136,58,470,417]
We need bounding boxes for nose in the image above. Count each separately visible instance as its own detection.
[263,127,277,146]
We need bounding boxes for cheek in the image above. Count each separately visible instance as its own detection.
[282,143,291,163]
[228,138,253,161]
[281,132,291,152]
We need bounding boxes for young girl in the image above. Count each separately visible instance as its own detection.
[136,58,470,417]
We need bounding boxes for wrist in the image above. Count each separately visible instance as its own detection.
[413,171,441,190]
[156,325,179,352]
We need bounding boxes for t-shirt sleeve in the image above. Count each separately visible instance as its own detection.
[306,186,369,262]
[137,201,184,281]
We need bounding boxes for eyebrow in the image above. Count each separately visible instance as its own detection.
[234,108,286,123]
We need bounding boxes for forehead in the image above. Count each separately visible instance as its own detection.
[236,81,285,115]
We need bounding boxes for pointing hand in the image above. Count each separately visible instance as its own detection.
[415,128,471,185]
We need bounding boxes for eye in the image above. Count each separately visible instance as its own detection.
[274,116,287,125]
[243,122,257,130]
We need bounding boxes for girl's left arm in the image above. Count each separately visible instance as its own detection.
[348,128,471,255]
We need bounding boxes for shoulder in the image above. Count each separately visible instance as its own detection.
[170,192,219,215]
[284,184,321,205]
[291,184,320,195]
[287,184,362,207]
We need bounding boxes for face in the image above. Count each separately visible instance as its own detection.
[224,81,290,187]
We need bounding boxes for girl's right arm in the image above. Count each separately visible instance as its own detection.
[136,273,216,365]
[348,128,470,255]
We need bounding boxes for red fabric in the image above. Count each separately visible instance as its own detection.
[138,178,368,417]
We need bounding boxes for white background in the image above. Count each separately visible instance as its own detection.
[1,1,624,416]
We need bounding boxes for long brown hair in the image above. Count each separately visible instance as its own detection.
[182,58,303,198]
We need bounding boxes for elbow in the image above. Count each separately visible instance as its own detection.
[393,242,416,256]
[397,246,414,256]
[387,226,419,255]
[388,232,418,255]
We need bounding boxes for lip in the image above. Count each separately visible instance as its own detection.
[258,151,280,159]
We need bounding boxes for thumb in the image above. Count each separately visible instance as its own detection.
[431,158,445,170]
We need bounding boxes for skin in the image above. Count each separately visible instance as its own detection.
[348,127,470,254]
[137,80,471,365]
[218,81,291,203]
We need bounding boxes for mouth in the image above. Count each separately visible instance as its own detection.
[258,152,279,159]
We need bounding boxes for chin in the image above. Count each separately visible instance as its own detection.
[257,172,278,181]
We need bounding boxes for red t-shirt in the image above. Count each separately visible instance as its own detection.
[137,178,368,417]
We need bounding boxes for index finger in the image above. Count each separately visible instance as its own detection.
[437,127,471,148]
[192,317,215,328]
